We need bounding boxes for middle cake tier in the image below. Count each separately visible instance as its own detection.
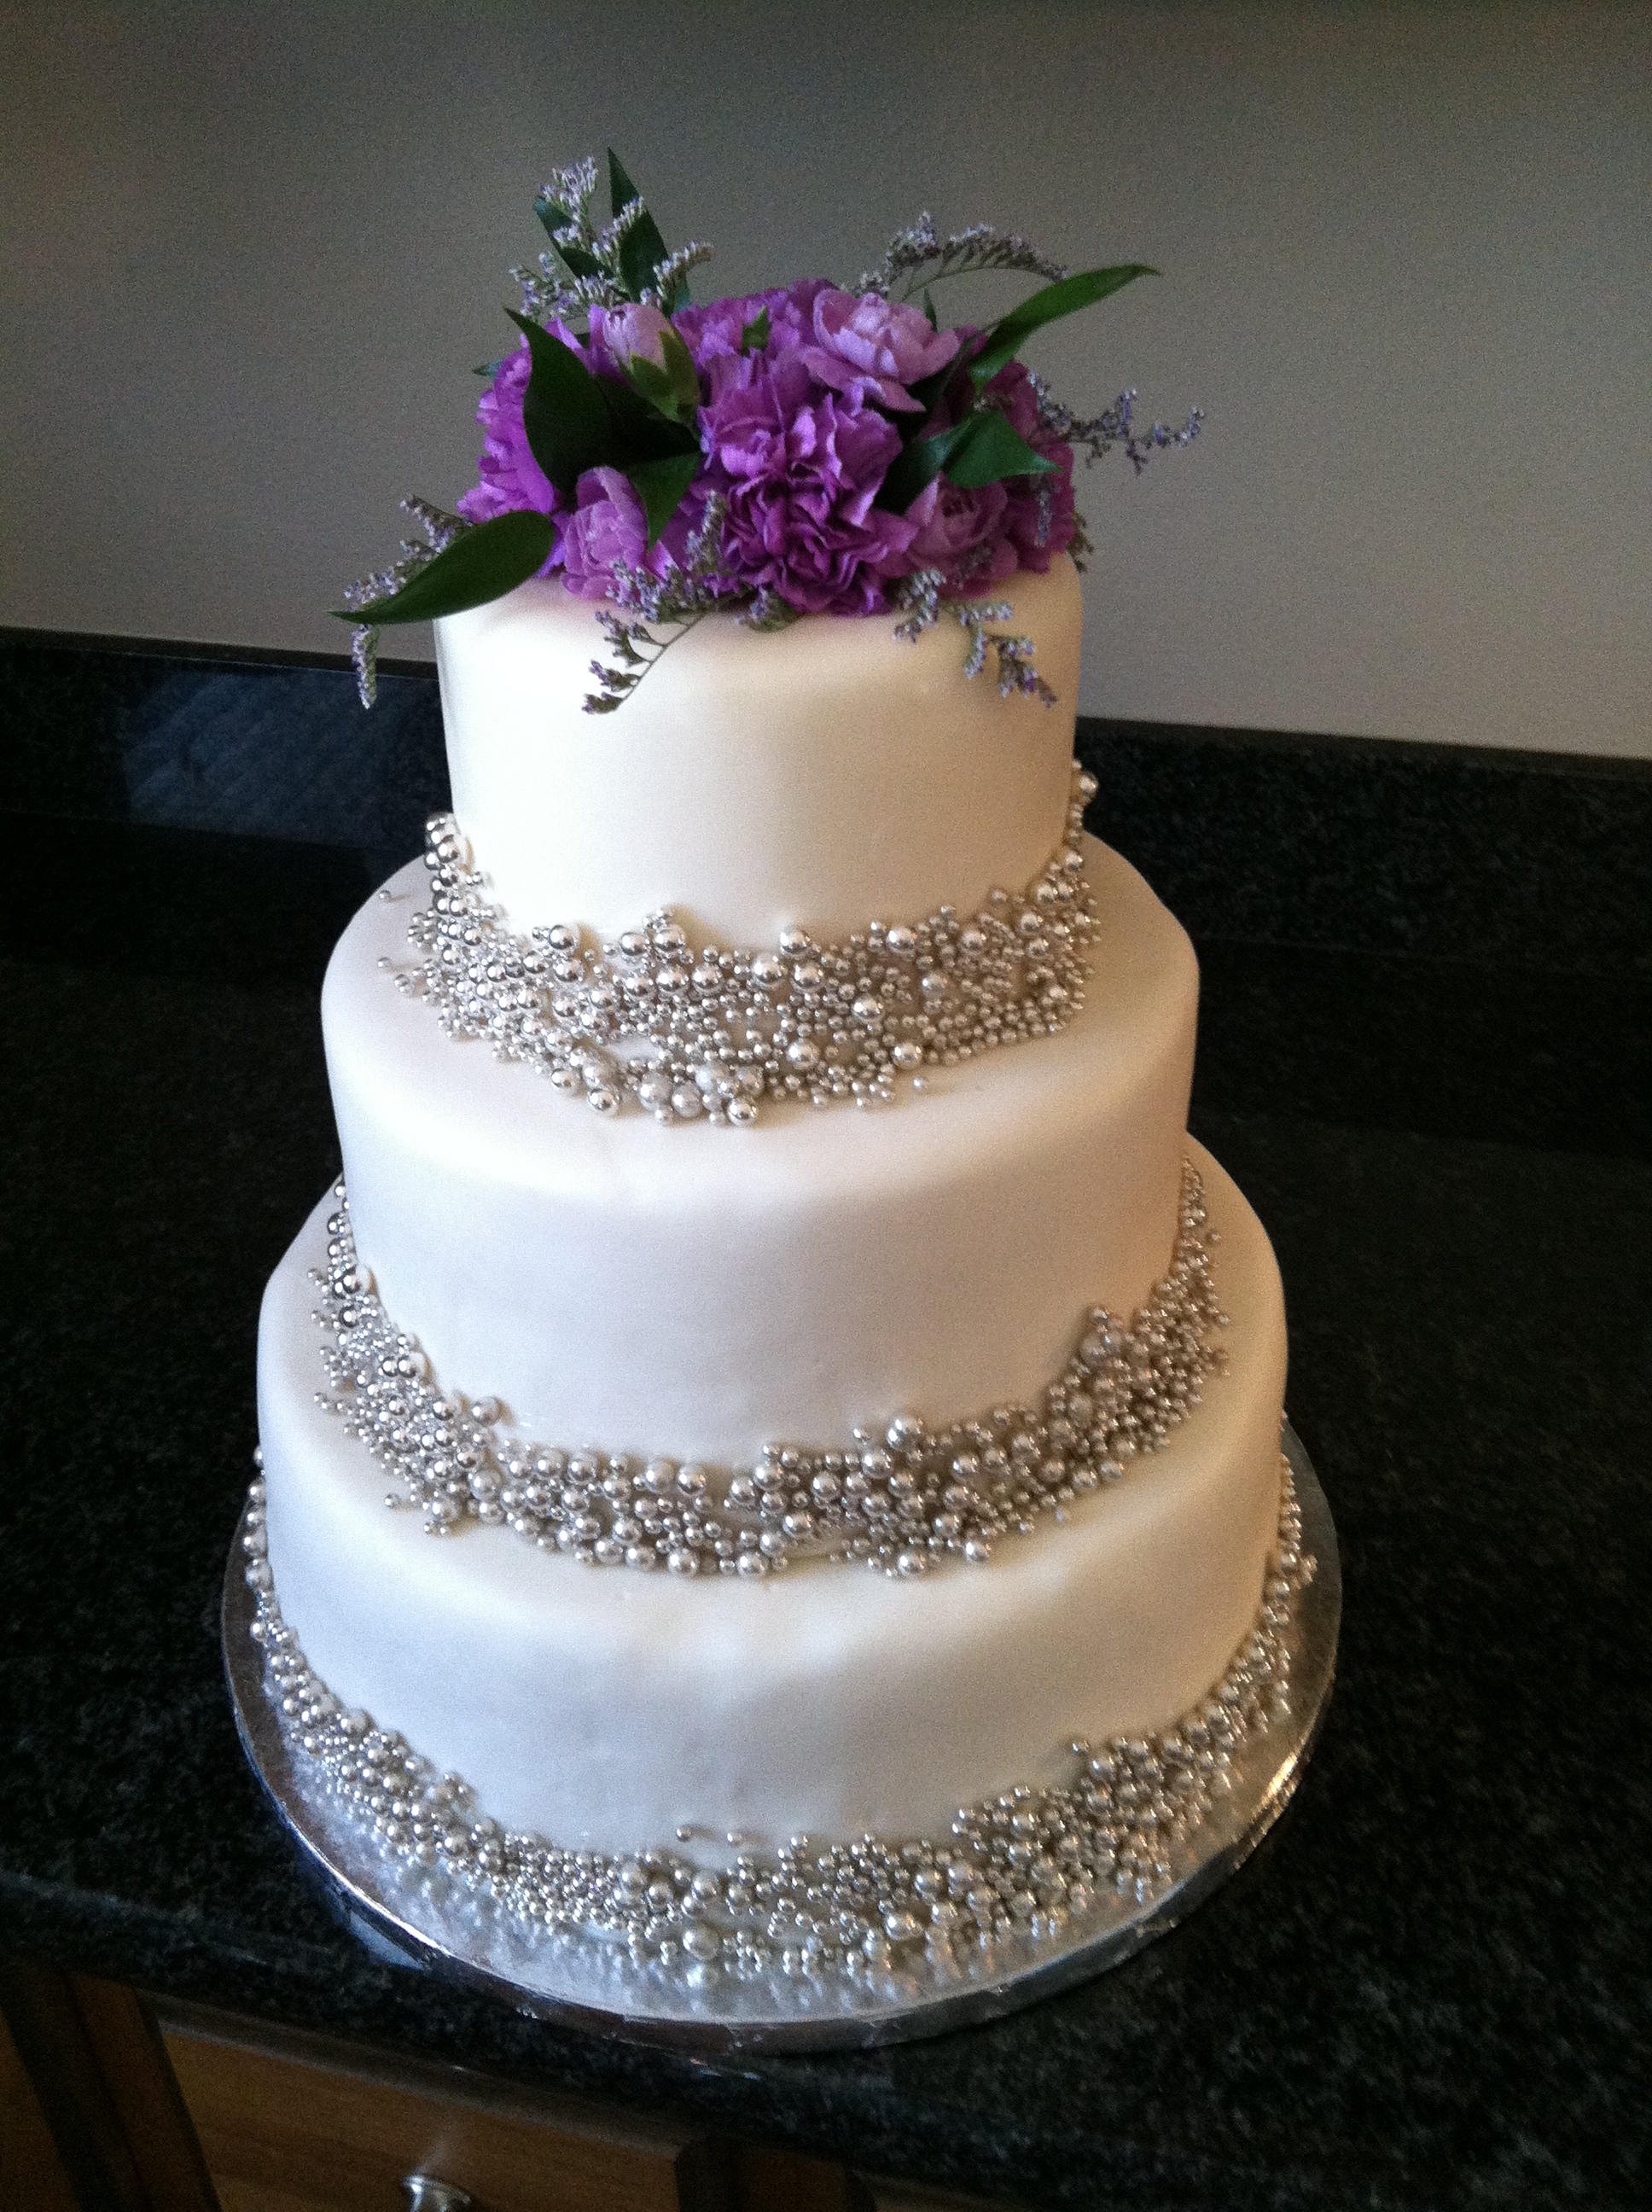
[324,835,1198,1463]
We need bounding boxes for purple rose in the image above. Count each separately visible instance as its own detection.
[894,353,1077,582]
[455,341,560,526]
[905,475,1016,587]
[999,452,1076,571]
[978,356,1041,439]
[700,353,920,613]
[980,361,1077,570]
[801,289,961,410]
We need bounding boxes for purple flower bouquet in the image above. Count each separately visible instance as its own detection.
[340,154,1199,711]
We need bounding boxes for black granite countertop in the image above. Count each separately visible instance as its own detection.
[2,637,1649,2209]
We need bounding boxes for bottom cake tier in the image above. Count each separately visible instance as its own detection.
[255,1139,1288,1863]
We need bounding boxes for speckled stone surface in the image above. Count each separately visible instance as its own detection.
[1082,719,1652,978]
[0,651,1648,2207]
[7,632,1650,969]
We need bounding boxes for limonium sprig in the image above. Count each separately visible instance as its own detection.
[584,493,730,714]
[852,212,1071,304]
[336,152,1198,711]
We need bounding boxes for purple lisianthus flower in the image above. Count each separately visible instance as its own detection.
[455,341,560,527]
[700,353,921,614]
[801,288,961,411]
[555,466,708,601]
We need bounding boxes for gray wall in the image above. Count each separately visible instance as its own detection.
[3,2,1647,754]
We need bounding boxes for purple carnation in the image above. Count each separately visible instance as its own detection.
[800,288,960,410]
[456,341,560,527]
[699,353,922,614]
[675,281,832,377]
[451,292,1076,614]
[556,467,708,601]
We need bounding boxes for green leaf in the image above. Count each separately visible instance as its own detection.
[922,288,939,332]
[608,148,673,302]
[624,452,702,546]
[658,325,700,410]
[606,148,641,219]
[880,406,1056,512]
[625,358,681,422]
[596,374,699,463]
[943,408,1056,489]
[505,309,614,493]
[969,264,1158,384]
[740,306,771,355]
[879,421,974,513]
[332,511,554,626]
[903,352,962,423]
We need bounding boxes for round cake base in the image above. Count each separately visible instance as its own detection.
[223,1428,1340,2052]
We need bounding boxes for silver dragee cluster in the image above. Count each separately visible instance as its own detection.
[239,1464,1310,1982]
[385,762,1099,1124]
[311,1163,1228,1578]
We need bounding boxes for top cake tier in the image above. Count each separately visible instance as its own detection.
[434,556,1083,943]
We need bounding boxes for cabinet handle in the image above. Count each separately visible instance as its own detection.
[402,2178,476,2211]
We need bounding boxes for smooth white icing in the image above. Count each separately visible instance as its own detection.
[259,1141,1287,1857]
[323,838,1198,1463]
[434,558,1083,942]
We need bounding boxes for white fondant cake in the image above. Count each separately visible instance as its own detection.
[436,556,1082,942]
[322,838,1194,1459]
[259,1143,1282,1854]
[254,553,1290,1885]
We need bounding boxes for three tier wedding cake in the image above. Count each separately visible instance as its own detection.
[240,159,1308,1988]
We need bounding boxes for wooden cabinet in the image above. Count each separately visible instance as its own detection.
[1,2004,79,2212]
[0,1961,998,2212]
[160,2021,686,2212]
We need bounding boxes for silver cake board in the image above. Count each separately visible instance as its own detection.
[223,1425,1340,2053]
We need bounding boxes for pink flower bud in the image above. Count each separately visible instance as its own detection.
[607,303,674,371]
